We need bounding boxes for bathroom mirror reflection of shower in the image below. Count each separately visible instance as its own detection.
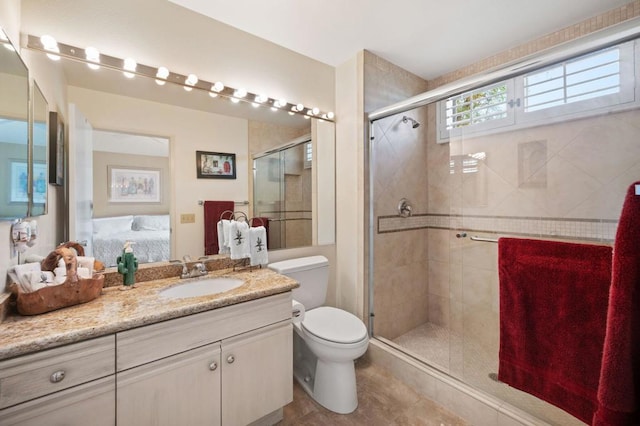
[253,135,313,250]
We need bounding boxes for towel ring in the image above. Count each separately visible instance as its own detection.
[219,210,235,221]
[233,211,248,222]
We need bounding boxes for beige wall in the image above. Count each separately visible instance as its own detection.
[92,152,170,218]
[335,53,365,317]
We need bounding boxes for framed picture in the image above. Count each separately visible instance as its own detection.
[108,166,161,203]
[49,111,65,186]
[10,161,46,203]
[196,151,236,179]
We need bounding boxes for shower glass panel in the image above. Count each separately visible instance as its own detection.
[370,38,639,425]
[253,139,312,249]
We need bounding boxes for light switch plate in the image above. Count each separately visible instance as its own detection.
[180,213,195,224]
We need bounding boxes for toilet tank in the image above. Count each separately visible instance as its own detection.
[268,256,329,310]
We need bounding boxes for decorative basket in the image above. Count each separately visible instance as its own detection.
[9,243,105,316]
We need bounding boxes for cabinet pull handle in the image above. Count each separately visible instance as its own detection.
[209,361,218,371]
[50,370,65,383]
[227,355,235,364]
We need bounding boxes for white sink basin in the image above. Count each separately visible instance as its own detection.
[160,277,244,299]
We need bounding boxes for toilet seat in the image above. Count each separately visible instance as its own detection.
[301,307,368,344]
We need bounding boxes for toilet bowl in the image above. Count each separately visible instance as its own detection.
[268,256,369,414]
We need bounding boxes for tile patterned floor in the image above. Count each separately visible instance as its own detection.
[278,357,469,425]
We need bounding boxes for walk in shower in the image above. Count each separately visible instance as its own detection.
[368,21,640,425]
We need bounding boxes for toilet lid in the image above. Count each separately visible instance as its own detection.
[302,307,368,344]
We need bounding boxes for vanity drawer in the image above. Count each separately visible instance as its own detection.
[0,335,115,409]
[117,292,291,371]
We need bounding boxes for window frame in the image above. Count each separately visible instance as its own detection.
[437,40,637,144]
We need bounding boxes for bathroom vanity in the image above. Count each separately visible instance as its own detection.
[0,268,297,426]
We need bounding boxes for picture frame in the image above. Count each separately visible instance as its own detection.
[10,160,46,203]
[196,151,236,179]
[48,111,65,186]
[108,166,161,203]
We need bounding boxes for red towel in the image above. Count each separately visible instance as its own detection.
[498,238,612,423]
[203,201,234,255]
[593,181,640,426]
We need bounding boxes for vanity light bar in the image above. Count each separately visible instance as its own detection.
[23,34,335,122]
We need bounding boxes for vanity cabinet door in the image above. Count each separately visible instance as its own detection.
[0,376,115,426]
[221,320,292,426]
[117,343,221,426]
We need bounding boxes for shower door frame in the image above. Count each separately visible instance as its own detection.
[365,12,640,403]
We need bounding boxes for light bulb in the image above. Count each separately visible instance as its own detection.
[327,111,335,119]
[255,94,268,103]
[184,73,198,91]
[155,67,169,85]
[40,35,60,61]
[123,58,137,78]
[296,103,304,112]
[312,107,320,115]
[85,46,100,70]
[234,88,247,98]
[209,90,218,98]
[213,81,224,92]
[278,98,287,108]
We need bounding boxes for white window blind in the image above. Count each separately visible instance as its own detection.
[444,83,508,130]
[304,142,312,169]
[437,40,636,143]
[524,46,626,113]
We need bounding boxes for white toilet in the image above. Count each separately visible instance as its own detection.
[268,256,369,414]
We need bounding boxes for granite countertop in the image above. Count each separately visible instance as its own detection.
[0,268,298,361]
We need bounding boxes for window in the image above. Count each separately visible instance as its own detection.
[437,41,636,143]
[439,81,514,140]
[304,141,312,169]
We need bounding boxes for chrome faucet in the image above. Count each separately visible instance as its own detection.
[178,256,208,279]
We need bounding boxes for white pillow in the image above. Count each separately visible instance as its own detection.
[132,215,170,231]
[93,215,134,235]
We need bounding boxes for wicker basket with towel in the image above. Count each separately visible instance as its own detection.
[9,242,106,316]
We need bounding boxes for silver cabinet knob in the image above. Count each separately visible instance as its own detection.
[50,370,65,383]
[226,355,235,364]
[209,361,218,371]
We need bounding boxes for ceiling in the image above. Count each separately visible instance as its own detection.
[169,0,632,80]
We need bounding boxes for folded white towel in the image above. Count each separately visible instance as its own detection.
[10,263,42,292]
[230,221,251,260]
[53,266,67,284]
[222,219,233,252]
[249,226,269,266]
[77,267,92,279]
[217,221,229,254]
[77,256,95,272]
[26,271,53,292]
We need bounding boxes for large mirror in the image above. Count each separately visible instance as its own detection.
[44,52,334,263]
[0,29,30,220]
[30,82,48,217]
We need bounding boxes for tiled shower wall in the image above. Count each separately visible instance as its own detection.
[364,51,430,339]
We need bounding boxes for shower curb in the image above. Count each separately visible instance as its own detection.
[366,339,564,426]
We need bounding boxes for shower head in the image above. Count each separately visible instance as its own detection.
[402,116,420,128]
